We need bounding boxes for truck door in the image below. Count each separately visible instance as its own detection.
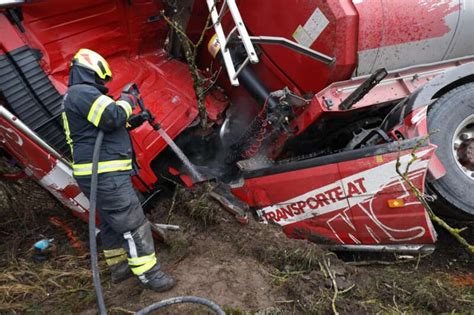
[231,139,437,246]
[231,152,352,245]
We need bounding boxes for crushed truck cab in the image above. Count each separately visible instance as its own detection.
[1,0,474,253]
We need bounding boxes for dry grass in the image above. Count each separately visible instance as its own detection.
[0,159,102,313]
[176,184,220,226]
[0,255,100,313]
[1,157,473,314]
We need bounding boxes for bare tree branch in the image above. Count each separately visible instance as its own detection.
[395,136,474,254]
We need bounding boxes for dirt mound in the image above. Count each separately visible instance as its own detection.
[136,185,351,314]
[0,162,473,314]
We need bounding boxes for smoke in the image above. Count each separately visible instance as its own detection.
[161,83,271,184]
[176,90,262,182]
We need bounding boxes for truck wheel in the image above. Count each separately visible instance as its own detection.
[428,83,474,219]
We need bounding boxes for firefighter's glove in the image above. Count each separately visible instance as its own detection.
[127,110,151,130]
[119,93,139,110]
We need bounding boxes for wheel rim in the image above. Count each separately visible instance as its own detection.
[452,114,474,180]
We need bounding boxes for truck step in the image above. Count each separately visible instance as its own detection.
[0,46,70,159]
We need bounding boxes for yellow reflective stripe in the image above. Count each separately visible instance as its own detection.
[105,253,127,266]
[104,248,126,258]
[62,112,74,158]
[129,257,157,276]
[72,159,132,176]
[87,95,114,127]
[127,253,156,266]
[116,100,132,119]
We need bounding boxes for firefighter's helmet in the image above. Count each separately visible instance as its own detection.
[71,48,112,82]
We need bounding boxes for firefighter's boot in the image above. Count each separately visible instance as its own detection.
[140,264,176,292]
[104,248,133,284]
[110,260,133,284]
[123,221,176,292]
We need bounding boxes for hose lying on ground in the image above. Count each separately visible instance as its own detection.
[136,296,226,315]
[89,130,225,315]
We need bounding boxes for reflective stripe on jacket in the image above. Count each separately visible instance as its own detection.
[61,83,134,177]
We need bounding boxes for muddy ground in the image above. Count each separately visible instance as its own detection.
[0,165,473,314]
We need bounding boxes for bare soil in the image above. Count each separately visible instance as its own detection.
[0,161,473,314]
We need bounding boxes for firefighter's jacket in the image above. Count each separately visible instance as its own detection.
[62,66,134,177]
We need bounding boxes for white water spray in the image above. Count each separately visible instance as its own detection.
[157,128,205,182]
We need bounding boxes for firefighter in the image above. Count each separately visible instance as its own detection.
[61,48,175,292]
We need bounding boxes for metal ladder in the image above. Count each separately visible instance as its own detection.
[206,0,258,86]
[206,0,335,87]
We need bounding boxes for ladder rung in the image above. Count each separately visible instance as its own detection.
[227,0,259,64]
[223,26,238,52]
[232,56,250,81]
[206,0,239,86]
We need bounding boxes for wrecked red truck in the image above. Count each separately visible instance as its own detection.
[1,0,473,253]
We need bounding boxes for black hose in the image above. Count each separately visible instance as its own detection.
[136,296,226,315]
[89,130,106,314]
[237,66,278,109]
[89,131,225,315]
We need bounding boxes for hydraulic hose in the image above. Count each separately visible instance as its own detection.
[89,130,224,315]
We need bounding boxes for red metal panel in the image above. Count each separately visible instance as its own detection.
[0,15,27,52]
[232,162,342,208]
[0,112,90,223]
[2,0,229,189]
[235,0,359,93]
[21,0,168,76]
[291,57,474,140]
[337,148,437,245]
[233,146,437,245]
[197,0,471,94]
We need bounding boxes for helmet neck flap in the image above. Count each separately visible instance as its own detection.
[68,65,109,94]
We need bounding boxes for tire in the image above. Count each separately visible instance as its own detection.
[427,83,474,219]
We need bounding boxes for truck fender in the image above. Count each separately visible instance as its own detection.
[406,61,474,113]
[384,62,474,181]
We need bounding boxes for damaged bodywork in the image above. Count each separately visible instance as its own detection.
[1,0,474,253]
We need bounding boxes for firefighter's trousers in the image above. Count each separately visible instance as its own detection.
[76,172,160,282]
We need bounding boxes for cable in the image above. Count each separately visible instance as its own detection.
[89,131,225,315]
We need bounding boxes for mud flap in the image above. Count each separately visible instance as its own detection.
[231,138,438,248]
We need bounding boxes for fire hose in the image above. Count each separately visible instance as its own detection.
[88,86,225,314]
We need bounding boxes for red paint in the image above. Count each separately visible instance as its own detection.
[0,0,468,250]
[0,171,27,181]
[233,163,340,207]
[14,0,228,190]
[290,56,474,143]
[179,174,194,188]
[59,184,83,197]
[0,15,26,52]
[390,106,447,180]
[49,216,86,254]
[0,114,86,215]
[356,0,460,51]
[0,117,54,179]
[338,151,437,244]
[233,146,437,245]
[168,167,180,176]
[198,0,358,93]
